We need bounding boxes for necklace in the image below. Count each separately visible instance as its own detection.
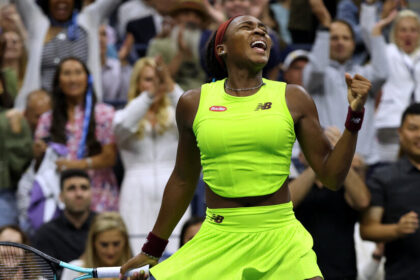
[224,79,265,92]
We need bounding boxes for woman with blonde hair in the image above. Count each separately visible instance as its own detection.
[113,56,190,255]
[61,212,132,280]
[0,30,27,98]
[368,8,420,162]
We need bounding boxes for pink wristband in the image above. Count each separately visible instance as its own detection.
[141,232,168,259]
[345,106,365,132]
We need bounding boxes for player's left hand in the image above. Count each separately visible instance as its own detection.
[345,73,371,112]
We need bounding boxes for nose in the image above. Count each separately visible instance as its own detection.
[74,187,85,197]
[253,27,265,36]
[105,245,117,256]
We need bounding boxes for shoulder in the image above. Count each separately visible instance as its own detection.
[285,84,316,122]
[285,84,312,100]
[34,217,60,236]
[177,88,201,113]
[176,88,201,128]
[368,162,400,187]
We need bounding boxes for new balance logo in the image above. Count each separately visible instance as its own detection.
[255,102,272,111]
[210,214,224,224]
[351,117,361,124]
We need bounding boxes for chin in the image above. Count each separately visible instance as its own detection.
[248,55,268,65]
[253,58,268,68]
[65,91,85,98]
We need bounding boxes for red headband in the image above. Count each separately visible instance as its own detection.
[214,16,240,67]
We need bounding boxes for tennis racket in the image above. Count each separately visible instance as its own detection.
[0,241,149,279]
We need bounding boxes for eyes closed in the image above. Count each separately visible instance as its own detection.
[238,22,268,34]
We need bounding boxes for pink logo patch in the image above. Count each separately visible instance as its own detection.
[209,106,227,112]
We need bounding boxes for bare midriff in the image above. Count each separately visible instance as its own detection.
[205,180,291,209]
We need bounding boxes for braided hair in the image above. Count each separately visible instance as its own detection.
[205,31,228,81]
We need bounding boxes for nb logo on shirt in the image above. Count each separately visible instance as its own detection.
[210,214,224,224]
[255,102,272,111]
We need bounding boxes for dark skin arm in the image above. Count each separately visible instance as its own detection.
[151,90,202,239]
[120,88,202,279]
[289,74,370,190]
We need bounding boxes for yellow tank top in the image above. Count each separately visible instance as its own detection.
[193,78,295,198]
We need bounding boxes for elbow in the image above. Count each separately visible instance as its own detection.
[374,71,388,81]
[359,225,377,241]
[111,122,132,144]
[359,226,369,240]
[319,175,344,191]
[355,195,371,212]
[100,145,117,168]
[107,149,117,166]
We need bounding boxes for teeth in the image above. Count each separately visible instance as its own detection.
[251,40,266,49]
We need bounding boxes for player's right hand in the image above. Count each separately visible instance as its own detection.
[120,253,158,280]
[397,211,419,237]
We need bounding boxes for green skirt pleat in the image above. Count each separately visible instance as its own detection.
[151,202,323,280]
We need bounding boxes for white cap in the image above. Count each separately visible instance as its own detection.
[282,50,309,71]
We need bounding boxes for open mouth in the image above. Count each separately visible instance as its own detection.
[250,40,267,52]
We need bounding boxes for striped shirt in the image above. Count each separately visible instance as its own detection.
[41,26,88,92]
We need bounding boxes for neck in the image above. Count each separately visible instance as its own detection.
[281,0,290,8]
[66,96,84,108]
[2,59,20,73]
[408,156,420,171]
[63,210,90,229]
[225,67,263,96]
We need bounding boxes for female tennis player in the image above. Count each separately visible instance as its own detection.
[120,15,371,280]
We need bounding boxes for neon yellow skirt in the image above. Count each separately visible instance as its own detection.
[151,202,323,280]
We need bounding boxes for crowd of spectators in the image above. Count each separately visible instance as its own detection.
[0,0,419,279]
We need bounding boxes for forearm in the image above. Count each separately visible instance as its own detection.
[303,31,329,92]
[205,2,225,25]
[319,130,358,190]
[12,0,39,28]
[152,172,199,239]
[88,145,116,169]
[118,33,134,60]
[15,20,28,43]
[112,93,152,141]
[360,3,379,53]
[168,84,184,107]
[344,168,371,210]
[365,36,388,84]
[360,3,378,35]
[360,223,400,242]
[309,0,331,27]
[168,52,185,78]
[289,167,316,207]
[84,0,120,24]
